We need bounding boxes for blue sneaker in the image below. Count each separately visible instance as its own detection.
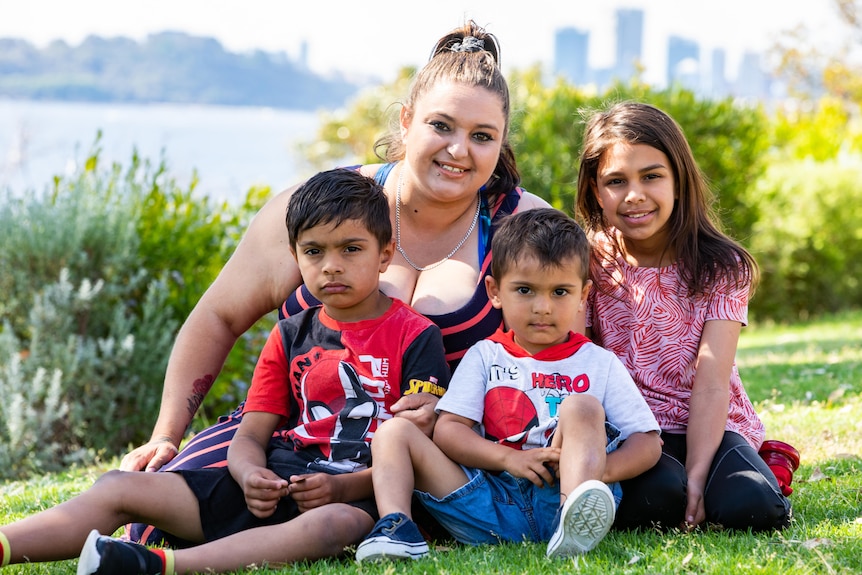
[546,480,615,558]
[77,530,165,575]
[355,512,429,561]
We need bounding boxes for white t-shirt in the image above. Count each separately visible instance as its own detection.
[437,329,660,450]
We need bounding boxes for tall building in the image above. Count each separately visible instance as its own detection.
[667,35,700,90]
[615,8,644,80]
[709,48,730,98]
[554,27,590,86]
[298,39,309,69]
[736,51,768,99]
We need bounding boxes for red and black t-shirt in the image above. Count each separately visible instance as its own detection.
[244,298,449,472]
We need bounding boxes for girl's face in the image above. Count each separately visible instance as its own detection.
[400,80,505,204]
[592,142,677,262]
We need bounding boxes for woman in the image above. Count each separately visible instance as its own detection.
[122,20,552,542]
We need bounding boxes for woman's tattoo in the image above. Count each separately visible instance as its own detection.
[187,374,215,417]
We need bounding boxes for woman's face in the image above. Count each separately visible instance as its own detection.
[400,80,505,203]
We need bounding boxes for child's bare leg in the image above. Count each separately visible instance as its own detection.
[546,395,615,558]
[1,470,202,563]
[371,417,467,519]
[169,503,372,572]
[555,394,607,499]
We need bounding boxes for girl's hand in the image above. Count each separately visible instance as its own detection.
[683,477,707,530]
[288,473,341,513]
[503,447,560,487]
[239,466,290,518]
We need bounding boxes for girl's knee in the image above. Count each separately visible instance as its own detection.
[706,470,792,530]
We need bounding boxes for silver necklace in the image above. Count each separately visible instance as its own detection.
[395,165,481,272]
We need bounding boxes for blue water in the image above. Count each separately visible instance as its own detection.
[0,99,323,204]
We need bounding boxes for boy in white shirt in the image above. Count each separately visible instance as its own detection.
[356,208,662,561]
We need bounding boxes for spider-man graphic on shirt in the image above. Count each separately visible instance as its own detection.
[242,300,449,472]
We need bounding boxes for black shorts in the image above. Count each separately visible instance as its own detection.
[172,450,377,543]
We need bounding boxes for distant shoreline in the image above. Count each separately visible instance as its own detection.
[0,99,324,203]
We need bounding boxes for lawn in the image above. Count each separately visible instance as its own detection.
[2,311,861,574]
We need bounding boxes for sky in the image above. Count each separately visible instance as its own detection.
[0,0,846,86]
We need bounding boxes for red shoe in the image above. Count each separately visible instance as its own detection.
[758,440,800,496]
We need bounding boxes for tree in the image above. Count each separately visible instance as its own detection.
[771,0,862,106]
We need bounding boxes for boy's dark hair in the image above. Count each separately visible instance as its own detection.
[286,168,391,249]
[491,208,590,282]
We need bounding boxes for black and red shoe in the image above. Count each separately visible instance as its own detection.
[77,529,165,575]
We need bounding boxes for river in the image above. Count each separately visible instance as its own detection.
[0,99,324,204]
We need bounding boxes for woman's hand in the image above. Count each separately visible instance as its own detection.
[119,438,179,472]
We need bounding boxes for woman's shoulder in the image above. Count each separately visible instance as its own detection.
[514,189,552,210]
[355,163,384,178]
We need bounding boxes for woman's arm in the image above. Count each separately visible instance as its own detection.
[121,185,304,472]
[684,319,739,527]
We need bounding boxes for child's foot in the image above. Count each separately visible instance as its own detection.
[77,529,165,575]
[547,479,615,558]
[355,512,429,562]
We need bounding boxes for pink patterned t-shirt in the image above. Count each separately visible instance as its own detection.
[585,233,765,449]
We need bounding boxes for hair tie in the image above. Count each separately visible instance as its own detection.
[450,36,485,53]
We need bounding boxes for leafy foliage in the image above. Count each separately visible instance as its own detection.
[0,139,260,477]
[770,0,862,107]
[747,160,862,321]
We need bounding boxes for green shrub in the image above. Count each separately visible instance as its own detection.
[509,72,770,242]
[0,269,175,478]
[0,138,266,477]
[748,159,862,321]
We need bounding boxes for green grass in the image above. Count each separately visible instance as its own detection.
[2,311,861,574]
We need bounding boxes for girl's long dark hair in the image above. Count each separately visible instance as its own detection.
[576,101,758,297]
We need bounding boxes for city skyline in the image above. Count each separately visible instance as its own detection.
[0,0,843,84]
[554,7,775,100]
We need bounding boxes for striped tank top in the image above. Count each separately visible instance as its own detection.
[280,163,524,369]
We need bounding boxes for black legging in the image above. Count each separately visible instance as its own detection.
[614,431,792,531]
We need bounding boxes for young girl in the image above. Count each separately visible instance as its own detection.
[575,101,794,531]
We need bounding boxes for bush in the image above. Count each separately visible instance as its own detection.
[510,71,770,241]
[0,139,263,478]
[0,270,174,477]
[748,158,862,321]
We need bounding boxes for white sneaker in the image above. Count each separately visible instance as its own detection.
[546,479,615,558]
